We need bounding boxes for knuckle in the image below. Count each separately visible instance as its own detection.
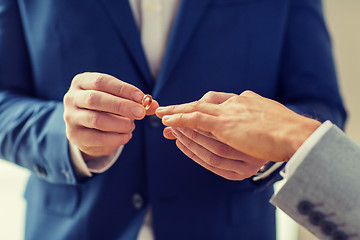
[215,144,230,157]
[169,105,176,112]
[178,113,185,122]
[207,154,221,167]
[191,112,203,127]
[72,73,82,85]
[240,90,254,97]
[114,100,123,114]
[63,92,73,106]
[188,128,198,141]
[202,91,224,103]
[93,75,106,89]
[116,84,126,97]
[202,91,215,100]
[205,91,216,99]
[89,113,102,129]
[192,112,201,121]
[86,91,97,106]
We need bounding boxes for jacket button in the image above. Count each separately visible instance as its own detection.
[321,221,337,236]
[309,211,325,226]
[148,115,161,128]
[297,200,314,215]
[332,230,348,240]
[132,193,144,210]
[33,164,47,178]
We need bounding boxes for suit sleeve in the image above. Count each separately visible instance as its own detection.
[278,0,346,128]
[270,125,360,239]
[0,0,77,184]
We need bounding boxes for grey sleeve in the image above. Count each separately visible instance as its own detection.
[271,125,360,240]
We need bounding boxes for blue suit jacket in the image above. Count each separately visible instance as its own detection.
[0,0,346,239]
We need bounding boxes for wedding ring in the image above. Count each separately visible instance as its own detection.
[141,94,152,110]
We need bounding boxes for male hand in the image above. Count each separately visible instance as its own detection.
[156,91,266,181]
[156,91,320,180]
[63,72,159,161]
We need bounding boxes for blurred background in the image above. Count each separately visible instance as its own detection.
[0,0,359,239]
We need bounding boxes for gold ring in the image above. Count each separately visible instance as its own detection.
[141,94,152,110]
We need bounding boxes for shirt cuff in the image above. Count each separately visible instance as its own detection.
[281,120,333,179]
[69,142,124,177]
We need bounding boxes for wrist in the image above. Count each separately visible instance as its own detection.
[284,116,321,161]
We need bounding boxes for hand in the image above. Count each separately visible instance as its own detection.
[156,90,320,164]
[63,72,159,161]
[157,91,267,181]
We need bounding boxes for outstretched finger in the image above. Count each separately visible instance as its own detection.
[155,101,219,119]
[161,112,218,134]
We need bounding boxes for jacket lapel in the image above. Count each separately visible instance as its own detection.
[97,0,153,89]
[152,0,211,97]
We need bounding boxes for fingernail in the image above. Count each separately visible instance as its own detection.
[132,106,145,118]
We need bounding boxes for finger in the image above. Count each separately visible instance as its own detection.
[176,128,260,162]
[161,112,218,134]
[172,128,249,172]
[193,128,218,141]
[74,72,144,103]
[75,90,146,119]
[156,101,219,119]
[73,109,135,133]
[239,90,260,98]
[201,91,237,104]
[67,126,133,149]
[163,127,176,140]
[145,99,160,116]
[175,140,247,181]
